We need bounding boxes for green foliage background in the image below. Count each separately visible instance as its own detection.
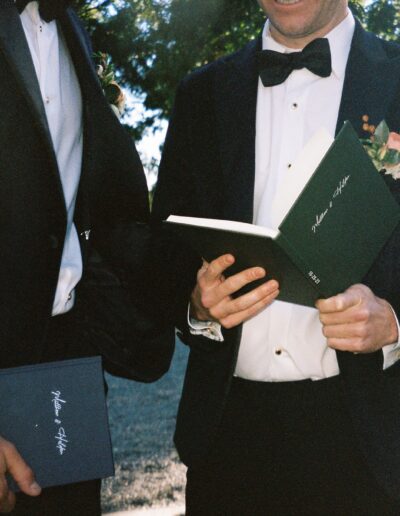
[74,0,400,136]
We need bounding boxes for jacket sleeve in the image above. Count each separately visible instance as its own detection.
[77,242,176,382]
[151,79,203,333]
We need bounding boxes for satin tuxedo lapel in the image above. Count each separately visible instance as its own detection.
[59,10,150,264]
[59,9,103,98]
[0,0,65,208]
[58,9,110,264]
[214,38,261,223]
[337,21,400,136]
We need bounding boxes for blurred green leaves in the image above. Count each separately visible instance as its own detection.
[74,0,399,136]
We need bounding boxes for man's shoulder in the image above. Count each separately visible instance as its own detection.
[378,37,400,59]
[180,37,260,91]
[357,24,400,60]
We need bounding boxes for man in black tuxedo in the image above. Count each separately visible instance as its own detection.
[0,1,175,514]
[152,0,400,513]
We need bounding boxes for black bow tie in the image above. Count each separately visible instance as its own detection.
[16,0,71,22]
[257,38,332,87]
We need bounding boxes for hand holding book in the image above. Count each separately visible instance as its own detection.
[190,253,279,329]
[190,256,399,357]
[0,436,41,513]
[316,283,399,354]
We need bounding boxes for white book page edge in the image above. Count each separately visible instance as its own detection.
[167,215,279,239]
[167,130,332,241]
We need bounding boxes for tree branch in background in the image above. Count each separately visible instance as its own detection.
[74,0,399,137]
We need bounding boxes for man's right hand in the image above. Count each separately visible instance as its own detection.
[190,254,279,329]
[0,436,41,513]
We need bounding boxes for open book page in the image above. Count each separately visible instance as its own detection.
[167,130,333,240]
[270,128,334,226]
[165,214,318,305]
[166,215,279,239]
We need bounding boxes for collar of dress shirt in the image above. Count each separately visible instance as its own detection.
[16,1,50,26]
[262,9,355,81]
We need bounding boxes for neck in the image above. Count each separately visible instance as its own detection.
[270,9,348,49]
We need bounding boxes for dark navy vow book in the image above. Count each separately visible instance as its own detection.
[0,356,114,489]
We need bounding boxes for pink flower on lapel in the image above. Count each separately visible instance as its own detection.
[387,132,400,152]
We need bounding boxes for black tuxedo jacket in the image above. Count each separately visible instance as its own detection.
[153,22,400,499]
[0,2,174,381]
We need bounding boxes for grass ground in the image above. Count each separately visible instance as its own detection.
[101,340,188,513]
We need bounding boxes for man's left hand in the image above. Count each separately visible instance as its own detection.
[316,284,398,353]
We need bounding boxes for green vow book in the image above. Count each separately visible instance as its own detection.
[164,122,400,307]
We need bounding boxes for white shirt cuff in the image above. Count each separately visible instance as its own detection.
[187,306,400,365]
[187,304,224,342]
[382,305,400,369]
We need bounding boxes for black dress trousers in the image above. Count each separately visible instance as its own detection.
[186,376,400,516]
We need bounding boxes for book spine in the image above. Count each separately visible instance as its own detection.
[276,233,326,297]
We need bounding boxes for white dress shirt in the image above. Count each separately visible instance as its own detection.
[190,11,400,380]
[20,2,83,316]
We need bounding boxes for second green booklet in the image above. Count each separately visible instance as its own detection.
[165,121,400,307]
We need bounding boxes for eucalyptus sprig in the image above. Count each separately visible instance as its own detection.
[94,51,125,118]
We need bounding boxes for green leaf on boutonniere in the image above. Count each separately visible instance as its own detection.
[94,51,126,118]
[373,120,390,145]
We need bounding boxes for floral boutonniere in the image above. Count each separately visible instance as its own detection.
[361,115,400,179]
[94,51,125,118]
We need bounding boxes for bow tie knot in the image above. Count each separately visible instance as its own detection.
[257,38,332,87]
[16,0,71,23]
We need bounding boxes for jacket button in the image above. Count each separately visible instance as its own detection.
[49,235,59,249]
